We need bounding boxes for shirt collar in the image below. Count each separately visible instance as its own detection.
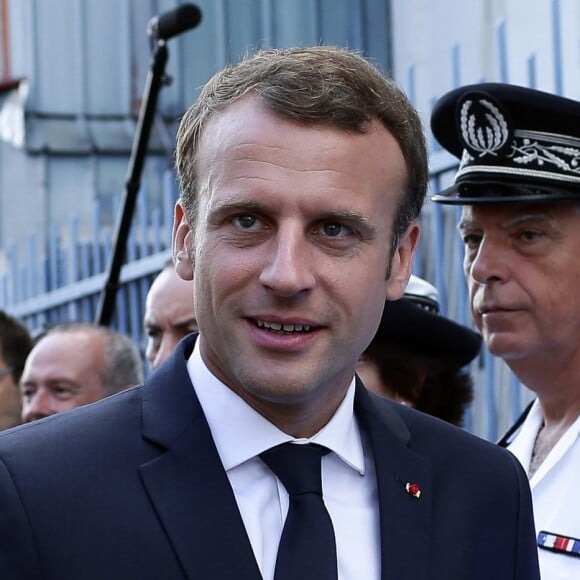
[187,338,365,475]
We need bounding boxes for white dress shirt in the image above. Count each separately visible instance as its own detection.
[188,339,380,580]
[508,399,580,580]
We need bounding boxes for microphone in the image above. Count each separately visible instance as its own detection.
[147,4,202,41]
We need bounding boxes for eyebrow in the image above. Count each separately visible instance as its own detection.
[20,379,81,392]
[210,200,377,235]
[500,212,554,228]
[173,316,198,329]
[209,199,266,215]
[458,211,555,232]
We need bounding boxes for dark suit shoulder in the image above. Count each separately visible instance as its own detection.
[365,390,525,478]
[0,384,142,445]
[0,385,147,479]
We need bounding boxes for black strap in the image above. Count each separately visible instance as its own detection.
[497,400,535,447]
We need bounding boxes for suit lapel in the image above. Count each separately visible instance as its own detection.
[355,382,432,579]
[139,336,262,580]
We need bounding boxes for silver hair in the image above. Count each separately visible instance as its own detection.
[44,323,144,396]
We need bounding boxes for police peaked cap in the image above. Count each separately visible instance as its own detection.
[430,83,580,204]
[375,276,482,367]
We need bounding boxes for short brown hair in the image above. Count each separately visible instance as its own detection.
[175,46,428,241]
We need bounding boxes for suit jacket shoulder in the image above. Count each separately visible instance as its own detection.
[0,335,261,580]
[355,384,539,580]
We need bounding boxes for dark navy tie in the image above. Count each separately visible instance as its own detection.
[260,443,338,580]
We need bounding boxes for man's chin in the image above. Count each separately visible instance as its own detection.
[484,334,530,361]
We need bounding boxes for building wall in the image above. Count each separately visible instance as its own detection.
[390,0,579,438]
[0,0,392,259]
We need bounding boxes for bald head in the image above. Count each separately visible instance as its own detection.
[20,324,143,423]
[144,264,197,370]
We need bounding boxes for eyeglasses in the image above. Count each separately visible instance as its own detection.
[0,367,14,380]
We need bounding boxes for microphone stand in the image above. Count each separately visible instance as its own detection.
[94,40,169,326]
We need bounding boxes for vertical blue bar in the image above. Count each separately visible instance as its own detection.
[127,210,138,263]
[163,171,176,250]
[128,278,141,347]
[152,207,162,253]
[527,54,537,88]
[349,0,365,50]
[19,264,26,302]
[69,217,80,322]
[70,217,80,282]
[429,96,441,152]
[497,19,508,82]
[551,0,563,94]
[433,206,447,316]
[116,286,128,334]
[81,242,92,322]
[452,43,460,87]
[484,347,497,441]
[412,238,423,277]
[8,241,18,307]
[0,271,5,308]
[27,234,37,299]
[454,205,468,324]
[407,65,416,105]
[92,200,102,274]
[138,185,149,259]
[49,225,59,291]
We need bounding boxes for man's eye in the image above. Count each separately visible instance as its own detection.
[53,385,75,399]
[461,233,481,248]
[20,387,35,399]
[519,229,542,242]
[233,214,259,229]
[319,222,351,238]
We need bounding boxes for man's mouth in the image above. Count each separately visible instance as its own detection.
[256,320,313,334]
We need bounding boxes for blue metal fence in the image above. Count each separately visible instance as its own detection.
[1,169,176,351]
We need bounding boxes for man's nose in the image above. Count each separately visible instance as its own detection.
[259,227,316,297]
[466,237,509,285]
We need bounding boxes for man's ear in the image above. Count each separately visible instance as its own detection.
[385,221,421,300]
[172,201,194,281]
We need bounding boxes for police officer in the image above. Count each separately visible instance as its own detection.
[357,275,481,426]
[430,82,580,579]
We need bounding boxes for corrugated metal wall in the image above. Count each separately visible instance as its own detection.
[0,0,392,261]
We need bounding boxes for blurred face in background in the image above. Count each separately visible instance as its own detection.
[20,331,106,423]
[0,345,21,430]
[144,265,197,371]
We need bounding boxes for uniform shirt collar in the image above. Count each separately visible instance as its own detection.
[187,338,365,475]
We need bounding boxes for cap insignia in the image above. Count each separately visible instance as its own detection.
[458,93,513,159]
[512,132,580,175]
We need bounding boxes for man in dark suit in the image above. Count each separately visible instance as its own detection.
[0,46,539,579]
